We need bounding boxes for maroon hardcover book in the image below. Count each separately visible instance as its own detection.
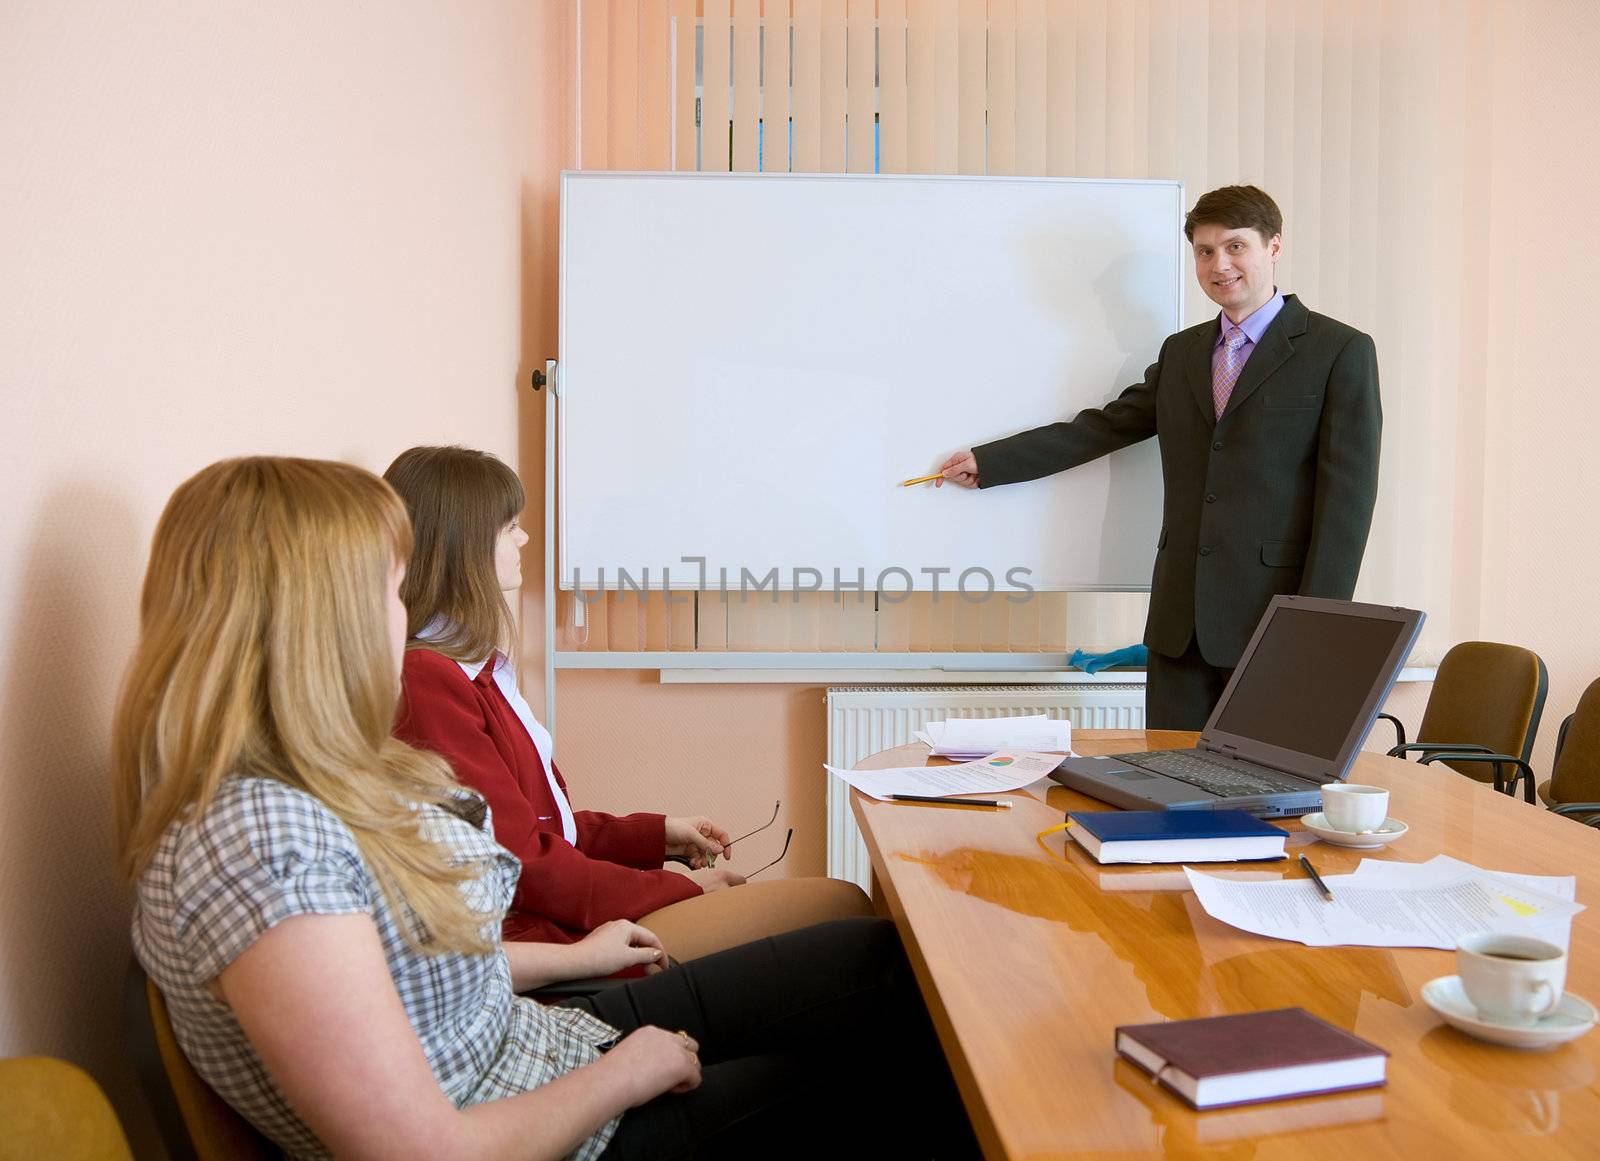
[1114,1008,1388,1110]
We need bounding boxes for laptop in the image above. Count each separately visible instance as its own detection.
[1051,596,1425,817]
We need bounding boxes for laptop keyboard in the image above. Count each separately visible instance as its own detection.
[1114,749,1315,798]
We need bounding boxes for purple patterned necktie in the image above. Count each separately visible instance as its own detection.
[1213,325,1249,419]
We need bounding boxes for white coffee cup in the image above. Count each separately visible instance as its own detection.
[1320,783,1389,832]
[1457,933,1566,1025]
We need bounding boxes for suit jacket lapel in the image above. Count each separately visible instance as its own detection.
[1221,294,1308,419]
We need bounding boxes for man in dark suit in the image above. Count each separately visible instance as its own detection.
[938,185,1380,729]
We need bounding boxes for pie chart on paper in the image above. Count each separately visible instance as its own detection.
[988,756,1015,767]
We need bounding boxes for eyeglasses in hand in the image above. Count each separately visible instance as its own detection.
[744,827,793,879]
[711,800,792,878]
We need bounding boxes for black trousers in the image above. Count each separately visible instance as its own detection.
[560,917,980,1160]
[1146,633,1235,731]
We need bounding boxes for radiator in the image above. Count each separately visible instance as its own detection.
[824,684,1146,887]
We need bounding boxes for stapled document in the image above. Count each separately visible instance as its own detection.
[827,751,1067,801]
[914,715,1072,758]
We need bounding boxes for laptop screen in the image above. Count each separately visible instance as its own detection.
[1209,605,1412,761]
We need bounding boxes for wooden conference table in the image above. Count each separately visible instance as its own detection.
[852,731,1600,1161]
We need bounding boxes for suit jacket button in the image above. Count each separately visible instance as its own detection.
[1199,546,1212,556]
[1205,493,1217,503]
[1211,440,1224,451]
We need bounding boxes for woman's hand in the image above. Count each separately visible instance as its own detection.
[567,920,666,979]
[665,815,731,866]
[936,449,979,487]
[601,1027,702,1105]
[685,866,746,893]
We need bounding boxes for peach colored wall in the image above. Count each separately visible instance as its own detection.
[0,2,561,1149]
[2,0,1596,1154]
[1473,1,1600,779]
[556,672,832,878]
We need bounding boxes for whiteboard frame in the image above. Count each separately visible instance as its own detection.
[556,169,1185,592]
[545,171,1187,725]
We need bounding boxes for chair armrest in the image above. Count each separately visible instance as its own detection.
[1416,752,1536,802]
[1550,802,1600,828]
[1386,742,1495,760]
[1377,712,1406,751]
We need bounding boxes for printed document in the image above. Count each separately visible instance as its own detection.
[914,715,1072,758]
[1344,855,1580,950]
[827,751,1067,801]
[1185,855,1584,949]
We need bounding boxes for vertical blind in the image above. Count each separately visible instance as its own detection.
[562,0,1504,660]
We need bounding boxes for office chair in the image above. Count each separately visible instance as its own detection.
[1380,641,1547,795]
[1415,675,1600,816]
[124,961,277,1161]
[0,1055,134,1161]
[1543,678,1600,825]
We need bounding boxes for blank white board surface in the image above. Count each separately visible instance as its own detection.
[559,172,1183,592]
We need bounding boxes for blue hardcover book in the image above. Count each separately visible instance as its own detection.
[1069,810,1288,864]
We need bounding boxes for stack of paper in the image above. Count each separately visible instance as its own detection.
[1185,854,1583,950]
[915,714,1072,758]
[826,751,1067,802]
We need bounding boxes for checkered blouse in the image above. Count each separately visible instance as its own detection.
[132,776,622,1160]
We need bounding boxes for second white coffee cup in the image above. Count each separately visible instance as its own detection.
[1457,933,1566,1025]
[1320,783,1389,832]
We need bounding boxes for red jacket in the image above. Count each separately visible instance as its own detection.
[395,648,701,944]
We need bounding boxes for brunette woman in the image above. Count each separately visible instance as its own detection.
[385,446,871,960]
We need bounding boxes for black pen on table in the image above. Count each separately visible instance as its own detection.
[888,794,1012,809]
[1299,855,1335,901]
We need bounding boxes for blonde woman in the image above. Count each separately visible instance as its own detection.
[385,446,872,962]
[117,457,975,1160]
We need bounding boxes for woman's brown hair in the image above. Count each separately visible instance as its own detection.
[383,445,524,665]
[113,456,495,955]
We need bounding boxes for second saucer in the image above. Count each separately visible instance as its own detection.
[1301,811,1408,849]
[1422,975,1598,1050]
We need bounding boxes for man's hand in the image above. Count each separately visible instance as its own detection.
[665,816,730,867]
[936,450,979,488]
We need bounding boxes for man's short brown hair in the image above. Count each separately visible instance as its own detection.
[1184,185,1283,244]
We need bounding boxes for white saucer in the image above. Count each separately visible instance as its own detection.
[1422,975,1599,1049]
[1300,812,1408,848]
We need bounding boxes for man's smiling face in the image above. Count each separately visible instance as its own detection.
[1191,223,1281,322]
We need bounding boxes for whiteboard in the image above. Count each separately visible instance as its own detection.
[558,172,1183,592]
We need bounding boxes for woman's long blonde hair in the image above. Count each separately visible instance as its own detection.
[383,446,524,665]
[113,456,494,955]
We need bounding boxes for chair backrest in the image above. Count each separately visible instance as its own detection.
[1417,641,1548,781]
[124,961,278,1161]
[1549,677,1600,805]
[0,1055,134,1161]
